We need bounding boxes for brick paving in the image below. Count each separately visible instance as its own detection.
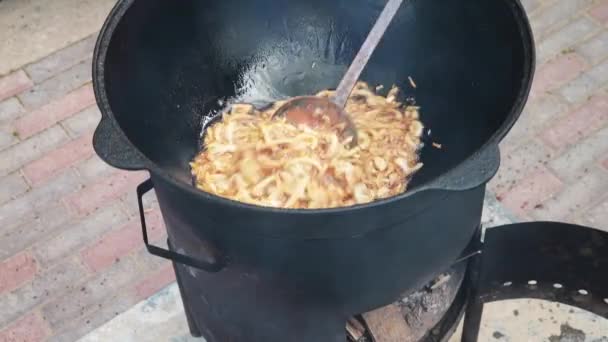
[0,0,606,341]
[0,27,173,341]
[493,0,608,228]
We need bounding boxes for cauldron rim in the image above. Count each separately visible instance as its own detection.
[92,0,535,215]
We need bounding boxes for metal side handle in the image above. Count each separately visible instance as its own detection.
[137,179,225,272]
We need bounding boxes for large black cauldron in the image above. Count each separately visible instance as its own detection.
[93,0,534,324]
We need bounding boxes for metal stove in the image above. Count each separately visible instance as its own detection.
[160,221,608,341]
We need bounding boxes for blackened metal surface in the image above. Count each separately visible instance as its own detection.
[89,0,539,305]
[92,0,533,311]
[170,242,347,342]
[479,222,608,314]
[92,0,534,193]
[91,0,533,334]
[171,235,469,342]
[461,222,608,342]
[154,175,484,314]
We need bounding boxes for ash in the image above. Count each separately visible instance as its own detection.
[347,264,466,342]
[397,264,466,342]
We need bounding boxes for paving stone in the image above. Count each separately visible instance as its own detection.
[588,58,608,84]
[0,70,33,102]
[18,58,93,110]
[62,105,101,138]
[529,53,588,100]
[0,169,81,234]
[133,244,172,275]
[48,289,138,342]
[0,258,87,327]
[64,171,148,216]
[76,156,117,183]
[582,196,608,231]
[536,17,599,64]
[0,0,115,75]
[75,283,192,342]
[80,209,165,273]
[33,202,129,268]
[589,0,608,24]
[0,312,51,342]
[0,251,37,294]
[490,139,555,196]
[15,84,95,139]
[498,165,564,218]
[541,94,608,149]
[0,202,71,260]
[42,254,143,331]
[500,93,570,153]
[22,132,94,186]
[0,97,24,123]
[0,125,69,177]
[25,35,97,83]
[120,187,159,217]
[576,31,608,64]
[558,72,603,104]
[549,125,608,182]
[0,196,37,238]
[531,0,595,40]
[532,166,608,221]
[0,123,19,151]
[0,172,29,206]
[64,251,176,341]
[133,263,176,301]
[520,0,541,15]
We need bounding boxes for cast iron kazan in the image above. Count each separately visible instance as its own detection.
[92,0,534,319]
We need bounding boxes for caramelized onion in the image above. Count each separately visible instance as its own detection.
[190,82,424,208]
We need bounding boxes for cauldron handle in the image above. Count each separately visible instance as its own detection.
[137,179,225,272]
[93,116,149,170]
[420,144,501,192]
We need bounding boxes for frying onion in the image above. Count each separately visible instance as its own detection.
[190,82,423,209]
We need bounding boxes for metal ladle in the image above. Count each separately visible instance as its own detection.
[273,0,404,147]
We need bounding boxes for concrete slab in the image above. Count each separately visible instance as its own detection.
[0,0,115,76]
[450,299,608,342]
[77,284,202,342]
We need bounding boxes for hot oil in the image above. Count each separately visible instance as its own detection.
[198,110,224,151]
[196,31,359,155]
[192,106,226,186]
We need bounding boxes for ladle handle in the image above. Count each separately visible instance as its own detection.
[333,0,404,108]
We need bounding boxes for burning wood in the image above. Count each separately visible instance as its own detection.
[346,318,366,341]
[362,304,412,342]
[430,273,452,290]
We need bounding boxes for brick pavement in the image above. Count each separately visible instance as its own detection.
[0,0,607,341]
[0,30,174,342]
[492,0,608,227]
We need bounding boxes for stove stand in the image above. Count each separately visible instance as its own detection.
[167,230,474,342]
[169,222,608,342]
[461,222,608,342]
